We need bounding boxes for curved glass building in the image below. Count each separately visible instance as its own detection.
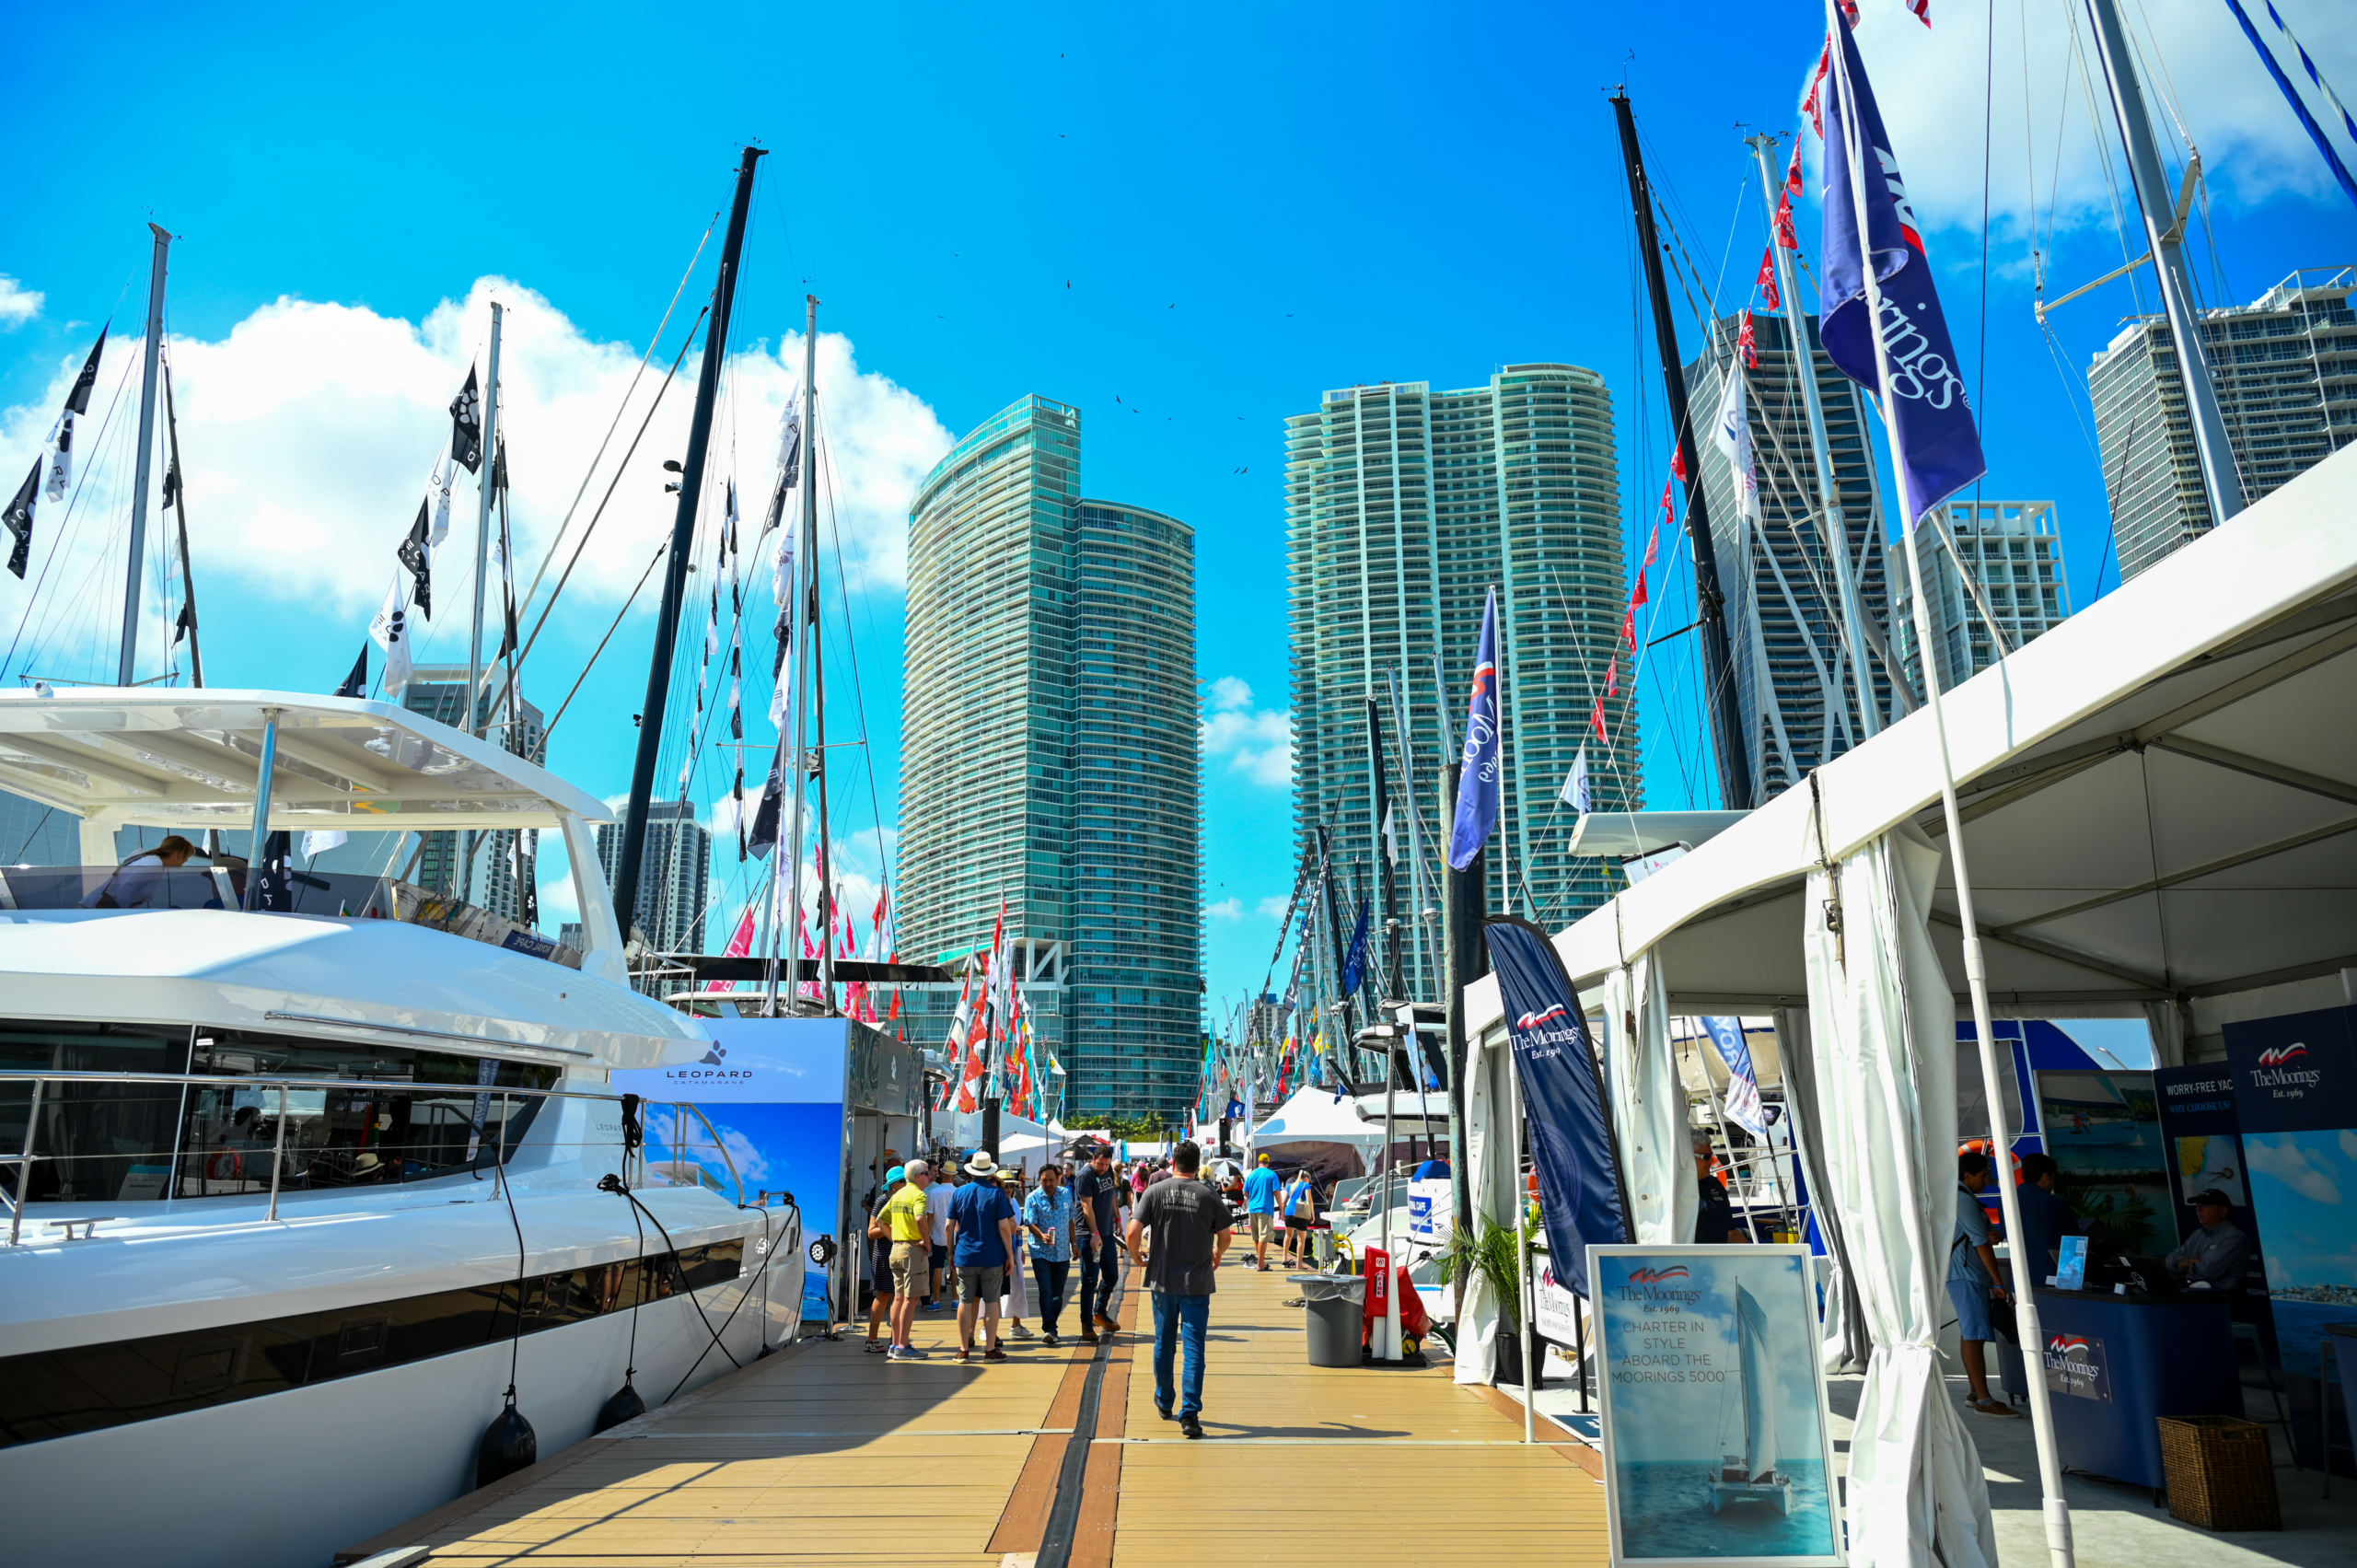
[900,396,1201,1121]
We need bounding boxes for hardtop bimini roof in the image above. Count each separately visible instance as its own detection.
[0,690,609,834]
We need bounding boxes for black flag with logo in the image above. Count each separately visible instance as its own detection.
[747,739,787,860]
[3,459,36,578]
[335,645,368,698]
[64,326,107,415]
[448,366,483,473]
[397,499,433,618]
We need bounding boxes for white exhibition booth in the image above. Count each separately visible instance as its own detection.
[1455,442,2357,1567]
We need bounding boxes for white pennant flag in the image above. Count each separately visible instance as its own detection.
[1712,355,1759,526]
[1381,804,1397,866]
[370,576,415,696]
[1562,744,1590,812]
[428,458,456,546]
[44,412,74,503]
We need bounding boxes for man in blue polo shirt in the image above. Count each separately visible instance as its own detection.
[1241,1153,1282,1272]
[948,1151,1018,1363]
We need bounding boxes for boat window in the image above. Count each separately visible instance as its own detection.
[0,1022,193,1205]
[179,1030,558,1196]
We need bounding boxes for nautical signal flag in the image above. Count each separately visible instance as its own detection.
[1819,3,1986,524]
[1446,587,1502,870]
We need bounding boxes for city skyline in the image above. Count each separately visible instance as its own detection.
[3,0,2351,1038]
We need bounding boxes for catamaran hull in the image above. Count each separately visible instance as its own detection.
[1709,1480,1793,1516]
[0,1276,769,1568]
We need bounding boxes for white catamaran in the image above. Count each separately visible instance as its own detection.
[0,691,798,1567]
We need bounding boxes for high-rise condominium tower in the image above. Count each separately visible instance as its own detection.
[1286,366,1631,1004]
[1683,313,1899,801]
[1889,501,2072,691]
[900,396,1201,1121]
[594,799,710,959]
[2092,267,2356,581]
[401,665,544,922]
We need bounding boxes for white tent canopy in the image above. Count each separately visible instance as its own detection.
[1468,442,2357,1039]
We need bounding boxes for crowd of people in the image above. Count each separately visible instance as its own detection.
[853,1139,1333,1434]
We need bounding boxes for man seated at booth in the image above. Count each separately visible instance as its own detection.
[2165,1188,2251,1290]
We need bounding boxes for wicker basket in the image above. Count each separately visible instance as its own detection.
[2158,1414,2280,1530]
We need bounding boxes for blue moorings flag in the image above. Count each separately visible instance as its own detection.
[1486,916,1626,1291]
[1340,897,1373,995]
[1818,4,1985,525]
[1447,587,1503,870]
[1700,1016,1769,1141]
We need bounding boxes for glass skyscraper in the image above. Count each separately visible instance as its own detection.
[2091,268,2356,580]
[1889,500,2072,692]
[900,396,1201,1121]
[1286,366,1633,1000]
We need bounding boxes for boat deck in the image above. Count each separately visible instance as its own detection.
[341,1255,1607,1567]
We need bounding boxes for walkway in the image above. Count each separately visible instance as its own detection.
[341,1254,1607,1567]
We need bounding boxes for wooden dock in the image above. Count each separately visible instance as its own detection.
[343,1257,1607,1567]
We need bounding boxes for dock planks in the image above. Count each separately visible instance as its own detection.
[343,1249,1604,1567]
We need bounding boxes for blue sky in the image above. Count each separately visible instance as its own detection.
[4,0,2354,1036]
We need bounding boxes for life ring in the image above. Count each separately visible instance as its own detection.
[205,1149,243,1181]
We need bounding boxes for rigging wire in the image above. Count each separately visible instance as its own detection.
[1,345,142,680]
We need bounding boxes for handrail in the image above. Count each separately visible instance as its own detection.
[0,1068,731,1245]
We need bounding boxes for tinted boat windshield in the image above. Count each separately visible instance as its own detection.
[0,1021,557,1205]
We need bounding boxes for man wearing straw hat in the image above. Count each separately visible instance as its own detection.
[948,1151,1018,1362]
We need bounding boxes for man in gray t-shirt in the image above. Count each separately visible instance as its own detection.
[1126,1140,1233,1436]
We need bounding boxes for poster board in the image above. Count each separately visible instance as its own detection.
[1588,1245,1844,1567]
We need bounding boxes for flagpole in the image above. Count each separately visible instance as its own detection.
[468,301,504,740]
[1745,134,1878,741]
[780,301,819,1016]
[118,224,171,689]
[1826,16,2074,1566]
[802,296,837,1014]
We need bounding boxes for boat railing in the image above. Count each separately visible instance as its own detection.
[0,865,585,970]
[0,1070,745,1247]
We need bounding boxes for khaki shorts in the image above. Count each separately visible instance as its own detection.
[890,1240,928,1296]
[958,1264,1004,1305]
[1248,1213,1273,1244]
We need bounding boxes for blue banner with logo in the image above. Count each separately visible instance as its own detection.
[1486,916,1625,1291]
[1448,587,1503,869]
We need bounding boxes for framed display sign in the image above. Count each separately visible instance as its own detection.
[1588,1245,1845,1567]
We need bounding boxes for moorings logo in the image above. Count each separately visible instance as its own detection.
[1511,1003,1583,1059]
[1618,1264,1703,1305]
[2249,1040,2323,1091]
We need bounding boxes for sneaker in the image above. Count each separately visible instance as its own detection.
[885,1344,912,1361]
[1011,1322,1035,1340]
[1155,1403,1173,1421]
[865,1339,886,1353]
[984,1346,1008,1362]
[1079,1330,1100,1346]
[955,1349,972,1363]
[900,1345,929,1359]
[922,1300,942,1313]
[1095,1313,1120,1332]
[1179,1413,1203,1439]
[1043,1332,1061,1348]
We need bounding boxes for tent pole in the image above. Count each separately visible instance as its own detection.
[1829,10,2075,1561]
[1510,1040,1536,1443]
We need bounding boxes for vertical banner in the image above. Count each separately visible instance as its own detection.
[1589,1245,1845,1566]
[1486,916,1626,1292]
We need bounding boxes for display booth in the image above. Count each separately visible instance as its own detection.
[612,1016,923,1328]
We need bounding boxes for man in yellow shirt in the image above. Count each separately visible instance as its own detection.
[880,1159,936,1360]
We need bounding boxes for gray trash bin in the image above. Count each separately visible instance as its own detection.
[1293,1272,1364,1367]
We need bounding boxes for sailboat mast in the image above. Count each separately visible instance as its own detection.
[781,298,819,1010]
[2084,0,2245,530]
[1747,134,1878,741]
[1611,92,1755,811]
[162,362,203,688]
[468,301,505,738]
[806,296,836,1006]
[613,145,766,945]
[118,224,171,688]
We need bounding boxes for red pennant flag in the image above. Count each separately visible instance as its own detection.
[1631,566,1649,609]
[1643,522,1661,569]
[1772,189,1798,250]
[1658,476,1675,520]
[1837,0,1859,22]
[1803,42,1831,139]
[1755,249,1782,311]
[1590,696,1610,745]
[1785,143,1804,198]
[1906,0,1930,25]
[1622,606,1637,651]
[1607,656,1620,698]
[1670,445,1688,481]
[1739,310,1760,370]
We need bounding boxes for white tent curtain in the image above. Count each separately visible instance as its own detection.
[1602,951,1695,1246]
[1451,1020,1520,1387]
[1774,1005,1869,1372]
[1804,824,1995,1568]
[2142,997,2189,1068]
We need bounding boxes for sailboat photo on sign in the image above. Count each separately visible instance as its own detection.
[1589,1246,1843,1566]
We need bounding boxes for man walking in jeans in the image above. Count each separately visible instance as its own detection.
[1126,1139,1232,1438]
[1073,1144,1124,1344]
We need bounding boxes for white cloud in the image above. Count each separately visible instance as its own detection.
[1201,676,1293,788]
[2248,1132,2342,1205]
[0,276,952,679]
[1841,0,2357,241]
[1256,895,1293,920]
[0,276,41,329]
[1207,897,1244,921]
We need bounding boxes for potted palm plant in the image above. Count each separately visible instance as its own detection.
[1437,1218,1527,1385]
